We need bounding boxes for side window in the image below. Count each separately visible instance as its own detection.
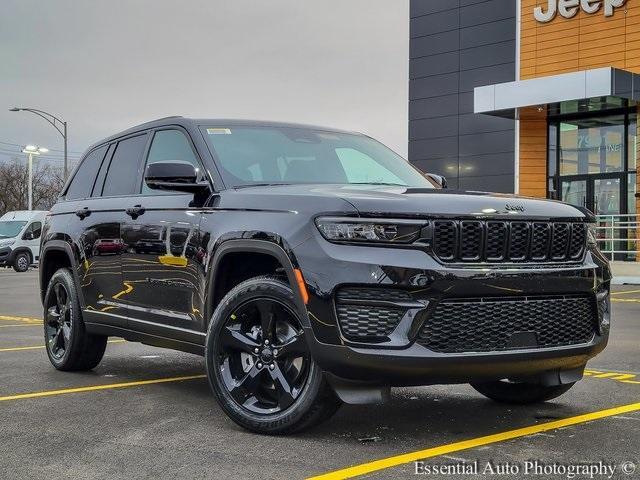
[22,222,42,240]
[335,148,404,185]
[141,129,202,194]
[65,145,108,200]
[102,134,149,197]
[91,143,115,197]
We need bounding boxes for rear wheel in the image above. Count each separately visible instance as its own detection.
[44,268,107,371]
[470,380,576,404]
[205,275,341,434]
[13,251,30,272]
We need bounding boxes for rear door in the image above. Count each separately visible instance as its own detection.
[119,127,207,340]
[68,134,150,328]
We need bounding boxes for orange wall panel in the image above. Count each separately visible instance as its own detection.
[520,1,640,79]
[517,1,640,198]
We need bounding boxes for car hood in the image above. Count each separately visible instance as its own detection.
[223,184,589,220]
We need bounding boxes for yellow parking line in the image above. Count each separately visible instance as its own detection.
[0,339,126,353]
[0,374,206,402]
[611,298,640,303]
[0,324,42,328]
[306,401,640,480]
[611,289,640,296]
[0,315,42,324]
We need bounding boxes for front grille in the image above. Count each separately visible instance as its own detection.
[432,220,587,263]
[335,288,410,341]
[417,295,597,353]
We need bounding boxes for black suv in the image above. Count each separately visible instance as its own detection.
[40,117,611,433]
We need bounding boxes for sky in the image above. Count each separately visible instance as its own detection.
[0,0,409,170]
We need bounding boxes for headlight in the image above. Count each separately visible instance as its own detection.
[315,217,425,244]
[587,224,598,247]
[0,239,15,248]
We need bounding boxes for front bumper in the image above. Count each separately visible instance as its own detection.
[293,235,611,386]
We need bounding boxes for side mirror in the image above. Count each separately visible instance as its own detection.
[425,173,447,189]
[144,161,210,194]
[24,231,34,241]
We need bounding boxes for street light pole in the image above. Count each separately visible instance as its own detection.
[9,107,69,180]
[27,152,33,211]
[21,145,48,211]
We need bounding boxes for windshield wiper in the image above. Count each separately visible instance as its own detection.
[233,183,292,189]
[347,182,408,187]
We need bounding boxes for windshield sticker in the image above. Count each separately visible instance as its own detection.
[207,128,232,135]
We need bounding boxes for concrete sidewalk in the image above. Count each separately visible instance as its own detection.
[611,261,640,285]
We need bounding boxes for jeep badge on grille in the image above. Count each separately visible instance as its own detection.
[505,203,525,213]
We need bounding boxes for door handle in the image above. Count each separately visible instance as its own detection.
[125,204,146,220]
[75,207,91,220]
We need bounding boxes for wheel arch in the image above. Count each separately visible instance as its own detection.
[39,241,85,307]
[204,239,310,328]
[9,247,33,266]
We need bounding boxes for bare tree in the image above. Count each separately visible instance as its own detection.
[0,157,65,215]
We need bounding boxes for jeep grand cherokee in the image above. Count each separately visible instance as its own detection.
[39,117,611,433]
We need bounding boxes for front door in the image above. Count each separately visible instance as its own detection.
[119,128,208,340]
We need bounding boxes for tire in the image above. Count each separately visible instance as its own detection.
[43,268,108,371]
[13,251,30,272]
[470,380,576,404]
[205,275,341,434]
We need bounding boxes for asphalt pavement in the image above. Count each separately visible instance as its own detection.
[0,268,638,479]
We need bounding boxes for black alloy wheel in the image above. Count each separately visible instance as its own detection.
[43,268,107,371]
[216,297,310,414]
[206,276,341,434]
[46,282,72,359]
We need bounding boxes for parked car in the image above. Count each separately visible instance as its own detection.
[39,117,611,434]
[0,210,47,272]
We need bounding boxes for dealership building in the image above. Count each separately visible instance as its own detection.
[409,0,639,260]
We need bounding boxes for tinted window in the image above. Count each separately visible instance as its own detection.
[91,143,115,197]
[66,145,108,200]
[142,130,202,194]
[102,134,148,197]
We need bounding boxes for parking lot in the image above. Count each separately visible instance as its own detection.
[0,268,638,479]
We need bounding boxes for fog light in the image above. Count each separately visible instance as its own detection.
[595,290,610,335]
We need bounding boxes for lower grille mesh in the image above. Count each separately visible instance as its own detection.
[418,296,596,353]
[335,288,410,341]
[336,305,403,339]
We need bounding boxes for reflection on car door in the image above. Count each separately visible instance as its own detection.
[120,196,204,335]
[119,127,207,341]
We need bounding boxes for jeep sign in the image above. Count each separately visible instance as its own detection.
[534,0,627,23]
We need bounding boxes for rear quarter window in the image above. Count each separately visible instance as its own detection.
[65,145,108,200]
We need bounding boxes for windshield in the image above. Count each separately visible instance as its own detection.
[201,126,435,189]
[0,221,27,239]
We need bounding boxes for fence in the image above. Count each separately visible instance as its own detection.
[595,214,640,261]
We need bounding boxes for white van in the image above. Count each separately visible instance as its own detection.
[0,210,48,272]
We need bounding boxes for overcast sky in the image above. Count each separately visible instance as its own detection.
[0,0,409,169]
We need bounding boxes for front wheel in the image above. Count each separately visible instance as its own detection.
[205,275,341,434]
[470,380,576,404]
[13,251,30,272]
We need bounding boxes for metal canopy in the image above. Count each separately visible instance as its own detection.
[474,67,640,118]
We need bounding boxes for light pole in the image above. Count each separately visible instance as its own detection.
[22,145,48,211]
[9,107,68,180]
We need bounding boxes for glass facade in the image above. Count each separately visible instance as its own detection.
[548,108,639,260]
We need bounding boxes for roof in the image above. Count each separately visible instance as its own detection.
[86,117,361,153]
[0,210,48,221]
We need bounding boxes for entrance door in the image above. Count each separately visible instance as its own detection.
[560,175,623,214]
